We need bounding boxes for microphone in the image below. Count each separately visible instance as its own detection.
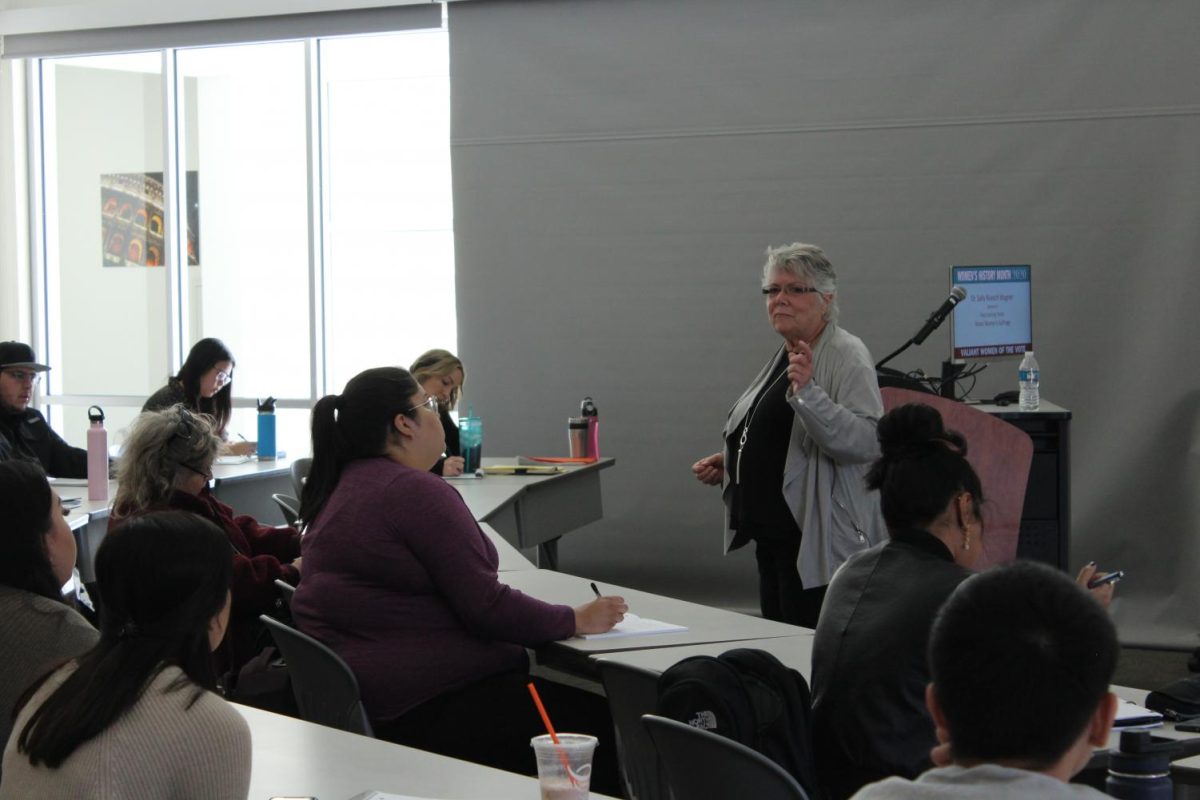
[911,286,967,345]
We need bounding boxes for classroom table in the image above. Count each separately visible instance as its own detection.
[210,454,297,523]
[500,569,806,677]
[451,457,615,568]
[237,703,619,800]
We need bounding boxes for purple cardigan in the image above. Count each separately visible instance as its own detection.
[291,458,575,723]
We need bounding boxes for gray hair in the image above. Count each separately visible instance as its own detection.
[762,242,840,324]
[113,405,221,516]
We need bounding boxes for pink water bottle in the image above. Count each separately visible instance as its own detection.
[581,397,599,459]
[86,405,108,501]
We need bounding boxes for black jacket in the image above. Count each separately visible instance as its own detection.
[810,529,971,799]
[0,408,88,478]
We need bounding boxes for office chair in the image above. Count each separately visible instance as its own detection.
[271,493,300,526]
[597,660,669,800]
[273,578,296,609]
[641,714,809,800]
[259,615,374,737]
[290,457,312,500]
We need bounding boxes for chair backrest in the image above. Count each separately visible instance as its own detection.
[290,457,312,500]
[641,714,809,800]
[272,493,299,527]
[273,578,296,609]
[597,660,669,800]
[880,387,1034,568]
[258,615,373,737]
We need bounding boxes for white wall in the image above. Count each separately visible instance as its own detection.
[0,59,28,342]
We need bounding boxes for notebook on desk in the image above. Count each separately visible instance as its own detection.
[1114,698,1164,728]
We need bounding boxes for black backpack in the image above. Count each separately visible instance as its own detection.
[656,647,822,799]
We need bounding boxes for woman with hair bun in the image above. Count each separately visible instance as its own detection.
[810,403,1113,799]
[1,511,250,799]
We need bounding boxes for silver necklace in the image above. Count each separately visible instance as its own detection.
[735,368,788,485]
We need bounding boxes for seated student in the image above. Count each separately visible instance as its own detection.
[143,337,255,456]
[110,405,300,671]
[292,366,626,788]
[0,461,99,765]
[0,342,87,478]
[811,404,1114,799]
[1,511,251,799]
[851,560,1118,799]
[409,348,467,477]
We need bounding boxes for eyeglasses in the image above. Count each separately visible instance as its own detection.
[762,285,822,298]
[405,395,439,416]
[214,369,232,387]
[180,461,213,482]
[2,369,41,385]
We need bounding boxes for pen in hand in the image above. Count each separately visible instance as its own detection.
[590,582,602,599]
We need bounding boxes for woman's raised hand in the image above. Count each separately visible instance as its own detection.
[786,339,815,393]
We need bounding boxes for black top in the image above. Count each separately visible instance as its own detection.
[430,408,462,476]
[0,408,88,478]
[811,528,970,799]
[725,356,799,539]
[142,379,186,414]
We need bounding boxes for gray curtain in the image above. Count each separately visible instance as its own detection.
[449,0,1200,646]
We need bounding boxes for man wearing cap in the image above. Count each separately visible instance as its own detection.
[0,341,88,478]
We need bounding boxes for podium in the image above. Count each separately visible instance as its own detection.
[972,400,1072,569]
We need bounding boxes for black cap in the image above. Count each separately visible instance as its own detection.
[0,341,50,372]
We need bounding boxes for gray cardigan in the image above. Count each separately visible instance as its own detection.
[721,323,885,587]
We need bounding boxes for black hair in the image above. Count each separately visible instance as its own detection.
[174,337,235,436]
[928,561,1118,766]
[0,460,62,601]
[865,403,984,532]
[299,366,421,525]
[16,511,232,768]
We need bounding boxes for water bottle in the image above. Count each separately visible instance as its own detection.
[86,405,108,501]
[1107,730,1177,799]
[459,407,483,473]
[1018,350,1040,411]
[257,397,277,460]
[581,396,600,459]
[567,417,588,458]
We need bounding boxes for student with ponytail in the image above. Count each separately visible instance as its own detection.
[293,367,625,788]
[1,511,250,799]
[809,404,1114,799]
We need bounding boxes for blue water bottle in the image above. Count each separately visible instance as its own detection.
[257,397,276,460]
[459,407,483,473]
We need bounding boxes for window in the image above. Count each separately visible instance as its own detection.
[31,26,453,450]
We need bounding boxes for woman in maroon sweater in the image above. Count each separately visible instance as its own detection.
[110,405,300,671]
[292,366,626,785]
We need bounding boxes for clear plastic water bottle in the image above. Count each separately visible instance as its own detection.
[1018,350,1040,411]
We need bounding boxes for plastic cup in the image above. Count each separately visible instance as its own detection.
[530,733,596,799]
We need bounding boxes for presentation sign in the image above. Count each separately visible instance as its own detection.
[950,265,1032,360]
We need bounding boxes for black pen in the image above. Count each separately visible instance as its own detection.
[590,582,602,599]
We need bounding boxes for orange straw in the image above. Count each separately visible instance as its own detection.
[527,682,579,788]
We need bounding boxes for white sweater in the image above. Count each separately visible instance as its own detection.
[1,662,251,799]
